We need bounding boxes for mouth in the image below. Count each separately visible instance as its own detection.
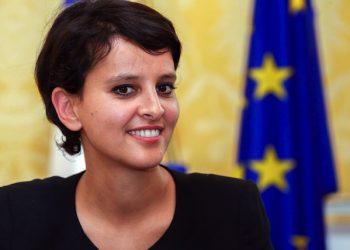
[128,129,161,138]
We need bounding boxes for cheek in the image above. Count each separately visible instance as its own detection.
[101,107,133,129]
[79,104,123,131]
[165,100,179,126]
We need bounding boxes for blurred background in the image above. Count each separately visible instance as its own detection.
[0,0,349,249]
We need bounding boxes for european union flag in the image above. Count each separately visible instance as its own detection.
[237,0,337,249]
[64,0,77,6]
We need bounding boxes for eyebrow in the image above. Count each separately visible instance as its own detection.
[105,72,177,84]
[105,74,139,84]
[159,73,177,81]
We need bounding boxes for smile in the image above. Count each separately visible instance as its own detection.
[128,129,161,137]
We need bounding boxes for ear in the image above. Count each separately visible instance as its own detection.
[51,87,82,131]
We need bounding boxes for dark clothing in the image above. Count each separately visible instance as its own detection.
[0,168,273,250]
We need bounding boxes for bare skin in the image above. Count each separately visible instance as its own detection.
[76,165,175,250]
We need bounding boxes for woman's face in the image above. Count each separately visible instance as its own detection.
[73,37,179,170]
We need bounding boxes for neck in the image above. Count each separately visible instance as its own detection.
[76,163,172,223]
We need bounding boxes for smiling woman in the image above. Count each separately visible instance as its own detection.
[53,37,179,172]
[0,0,272,249]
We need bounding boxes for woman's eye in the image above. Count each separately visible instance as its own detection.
[157,83,176,95]
[112,85,135,96]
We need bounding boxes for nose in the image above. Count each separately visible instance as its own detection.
[138,88,165,120]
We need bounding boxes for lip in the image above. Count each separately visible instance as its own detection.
[127,125,163,143]
[129,125,163,131]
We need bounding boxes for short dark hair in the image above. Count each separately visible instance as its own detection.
[35,0,182,155]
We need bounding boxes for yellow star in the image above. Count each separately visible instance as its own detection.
[249,54,293,100]
[250,146,294,192]
[291,235,309,250]
[290,0,306,14]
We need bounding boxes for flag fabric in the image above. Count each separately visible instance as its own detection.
[64,0,77,5]
[237,0,337,249]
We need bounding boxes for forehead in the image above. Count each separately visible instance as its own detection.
[91,37,175,76]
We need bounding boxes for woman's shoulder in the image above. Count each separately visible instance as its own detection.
[191,171,255,189]
[169,168,258,200]
[0,172,83,217]
[166,168,272,249]
[0,172,82,198]
[0,173,84,249]
[168,168,264,218]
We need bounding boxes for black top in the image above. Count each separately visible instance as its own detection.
[0,168,273,250]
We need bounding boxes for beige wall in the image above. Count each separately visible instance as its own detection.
[317,1,350,196]
[0,0,61,185]
[0,0,349,201]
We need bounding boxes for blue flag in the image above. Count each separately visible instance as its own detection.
[237,0,337,249]
[64,0,76,5]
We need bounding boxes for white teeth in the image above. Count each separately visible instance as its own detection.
[129,129,160,137]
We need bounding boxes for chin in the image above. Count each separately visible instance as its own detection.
[118,146,167,170]
[139,157,164,169]
[126,153,164,170]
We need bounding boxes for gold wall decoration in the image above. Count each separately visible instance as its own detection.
[0,0,61,186]
[317,1,350,195]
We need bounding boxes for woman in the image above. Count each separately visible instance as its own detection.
[0,0,273,249]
